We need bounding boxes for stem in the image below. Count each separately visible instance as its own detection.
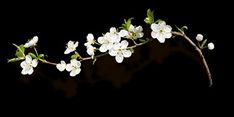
[172,31,213,87]
[33,47,39,56]
[39,59,57,66]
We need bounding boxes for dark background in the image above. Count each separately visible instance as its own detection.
[0,0,232,109]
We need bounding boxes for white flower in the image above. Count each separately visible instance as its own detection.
[84,33,95,47]
[24,36,38,48]
[208,42,215,50]
[64,41,79,54]
[128,25,144,39]
[86,45,96,59]
[66,59,81,77]
[151,21,172,43]
[20,55,38,75]
[109,40,132,63]
[196,34,203,42]
[56,60,66,72]
[98,28,121,52]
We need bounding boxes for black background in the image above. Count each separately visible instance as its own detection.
[0,0,232,110]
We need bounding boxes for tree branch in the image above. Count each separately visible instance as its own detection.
[172,31,213,87]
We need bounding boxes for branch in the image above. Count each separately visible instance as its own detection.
[172,31,213,87]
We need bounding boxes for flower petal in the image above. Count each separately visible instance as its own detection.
[115,54,124,63]
[99,45,108,52]
[32,59,38,67]
[123,50,132,58]
[120,40,128,49]
[87,33,94,41]
[151,31,158,39]
[66,64,72,71]
[109,49,117,56]
[70,68,81,77]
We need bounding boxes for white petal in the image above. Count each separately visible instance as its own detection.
[20,61,27,68]
[99,45,108,52]
[119,30,129,37]
[31,36,38,44]
[97,37,104,44]
[87,33,94,41]
[158,21,166,26]
[129,25,134,32]
[25,55,32,63]
[136,26,143,32]
[164,25,172,32]
[151,23,158,31]
[64,48,71,54]
[27,68,34,75]
[110,27,117,34]
[56,61,66,72]
[115,54,124,63]
[208,42,214,50]
[196,34,203,41]
[120,40,129,49]
[66,64,72,71]
[123,50,132,58]
[24,43,30,48]
[151,31,158,39]
[21,69,28,75]
[70,68,81,77]
[157,35,166,43]
[109,49,117,56]
[74,41,79,48]
[165,32,172,39]
[32,59,38,67]
[138,32,144,38]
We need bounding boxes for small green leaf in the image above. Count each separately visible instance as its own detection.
[155,19,163,23]
[201,39,207,48]
[139,39,146,43]
[144,9,154,24]
[121,17,134,31]
[7,57,24,63]
[38,54,45,59]
[13,44,25,58]
[28,53,37,59]
[181,25,188,31]
[129,48,134,53]
[71,54,78,59]
[92,58,97,65]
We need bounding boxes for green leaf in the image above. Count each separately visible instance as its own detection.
[129,48,134,53]
[181,25,188,31]
[144,9,154,24]
[7,57,24,63]
[38,54,45,59]
[28,53,37,59]
[175,25,188,34]
[201,39,207,48]
[71,54,78,59]
[121,17,134,31]
[92,58,97,65]
[155,19,163,23]
[139,39,146,43]
[13,44,25,58]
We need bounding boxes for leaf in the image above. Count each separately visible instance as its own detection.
[175,25,188,34]
[201,39,207,48]
[121,17,134,31]
[155,19,163,23]
[38,54,45,59]
[7,57,24,63]
[28,53,37,59]
[144,9,154,24]
[71,54,78,59]
[13,44,25,58]
[181,26,188,31]
[139,39,146,43]
[129,48,134,53]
